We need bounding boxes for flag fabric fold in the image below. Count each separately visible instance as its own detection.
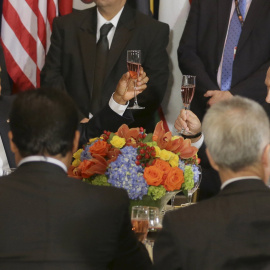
[1,0,57,91]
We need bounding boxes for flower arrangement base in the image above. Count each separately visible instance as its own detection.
[129,191,181,213]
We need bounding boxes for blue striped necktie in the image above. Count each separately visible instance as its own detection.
[221,0,246,91]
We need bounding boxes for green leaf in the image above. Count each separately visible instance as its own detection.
[143,133,153,143]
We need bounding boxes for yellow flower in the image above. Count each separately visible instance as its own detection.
[171,135,181,141]
[89,137,99,143]
[73,149,83,159]
[110,135,126,149]
[72,159,81,167]
[169,154,179,167]
[160,149,173,161]
[154,146,161,157]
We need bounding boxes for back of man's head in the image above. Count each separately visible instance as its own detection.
[202,96,270,172]
[9,88,79,158]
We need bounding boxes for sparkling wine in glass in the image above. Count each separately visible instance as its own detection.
[127,50,144,109]
[180,75,196,135]
[131,206,149,242]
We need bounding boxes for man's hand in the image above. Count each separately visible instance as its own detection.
[113,68,149,105]
[174,109,201,134]
[265,67,270,103]
[204,90,233,106]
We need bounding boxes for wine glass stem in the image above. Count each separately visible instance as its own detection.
[133,80,138,106]
[188,192,192,205]
[171,195,176,209]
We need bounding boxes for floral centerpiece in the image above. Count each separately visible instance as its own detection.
[68,121,201,210]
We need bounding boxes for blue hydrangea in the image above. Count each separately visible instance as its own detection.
[178,160,185,172]
[80,145,92,161]
[106,146,148,200]
[192,164,201,185]
[178,160,201,191]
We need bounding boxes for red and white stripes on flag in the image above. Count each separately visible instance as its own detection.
[1,0,58,91]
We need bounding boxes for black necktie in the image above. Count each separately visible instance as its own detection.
[91,23,113,115]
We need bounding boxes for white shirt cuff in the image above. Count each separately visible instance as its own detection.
[191,133,204,149]
[109,93,129,116]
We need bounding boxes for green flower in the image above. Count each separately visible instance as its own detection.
[181,165,194,191]
[148,185,166,200]
[146,141,157,147]
[87,175,111,186]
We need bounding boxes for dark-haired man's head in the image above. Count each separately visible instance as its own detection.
[8,88,80,166]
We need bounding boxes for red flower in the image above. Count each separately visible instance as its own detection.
[77,154,108,178]
[89,140,110,157]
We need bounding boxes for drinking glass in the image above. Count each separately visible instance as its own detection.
[187,165,202,205]
[180,75,196,135]
[127,50,144,109]
[147,207,162,247]
[131,206,149,242]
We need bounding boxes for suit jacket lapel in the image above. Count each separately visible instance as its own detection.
[217,0,233,65]
[78,7,97,99]
[237,0,268,52]
[104,5,135,81]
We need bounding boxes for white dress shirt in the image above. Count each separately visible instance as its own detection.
[0,136,10,176]
[217,0,253,88]
[96,7,124,49]
[89,7,125,119]
[18,156,67,172]
[221,176,261,190]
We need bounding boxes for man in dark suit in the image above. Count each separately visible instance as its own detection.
[154,96,270,270]
[178,0,270,121]
[40,0,169,132]
[0,87,151,269]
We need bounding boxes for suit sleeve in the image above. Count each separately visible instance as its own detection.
[40,18,66,92]
[153,213,182,270]
[230,60,270,106]
[79,104,134,146]
[177,0,219,94]
[110,191,152,270]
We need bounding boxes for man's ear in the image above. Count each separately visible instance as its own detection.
[8,131,18,154]
[206,148,219,172]
[261,144,270,185]
[72,130,80,154]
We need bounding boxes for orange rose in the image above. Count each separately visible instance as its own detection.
[89,140,110,157]
[154,159,171,173]
[153,159,171,185]
[163,167,184,191]
[144,166,164,186]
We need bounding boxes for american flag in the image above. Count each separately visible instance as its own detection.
[1,0,58,91]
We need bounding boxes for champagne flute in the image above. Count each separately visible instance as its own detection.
[127,50,145,109]
[180,75,196,135]
[131,206,149,242]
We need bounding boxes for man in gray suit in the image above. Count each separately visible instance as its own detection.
[154,96,270,269]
